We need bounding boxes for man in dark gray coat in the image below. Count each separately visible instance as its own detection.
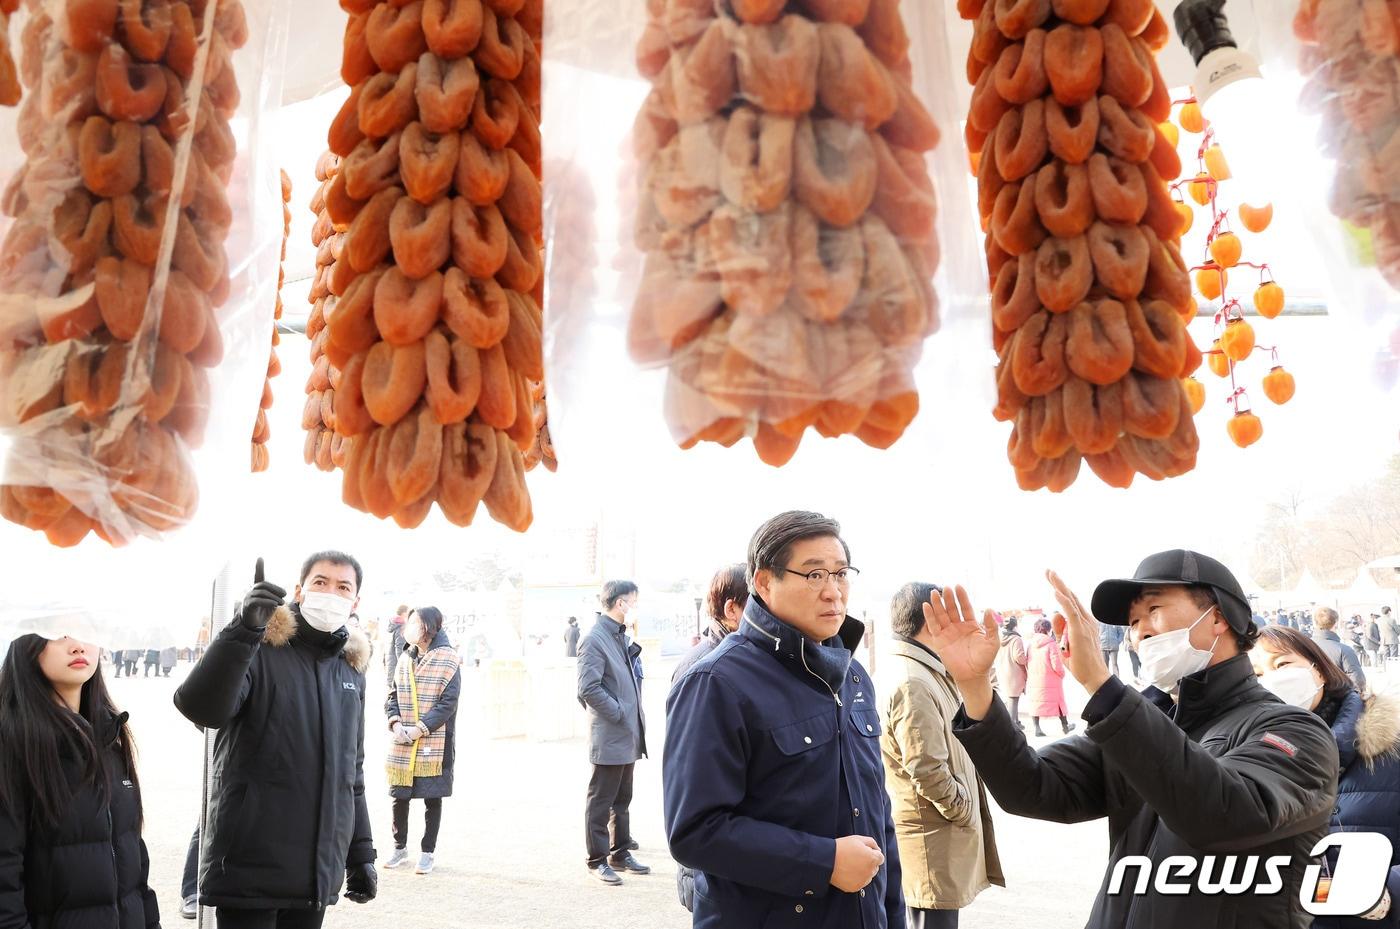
[1312,606,1367,692]
[577,580,648,884]
[564,617,581,658]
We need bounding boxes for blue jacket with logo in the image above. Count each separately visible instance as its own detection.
[664,597,905,929]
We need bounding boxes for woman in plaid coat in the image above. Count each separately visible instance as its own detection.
[383,607,462,875]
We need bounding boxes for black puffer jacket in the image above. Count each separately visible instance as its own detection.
[955,655,1339,929]
[0,709,159,929]
[175,605,375,910]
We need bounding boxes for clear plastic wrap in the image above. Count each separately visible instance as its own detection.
[0,0,290,640]
[0,0,290,545]
[543,0,982,469]
[1254,0,1400,399]
[964,0,1204,491]
[311,0,546,532]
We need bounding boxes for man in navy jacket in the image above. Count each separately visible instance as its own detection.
[664,511,905,929]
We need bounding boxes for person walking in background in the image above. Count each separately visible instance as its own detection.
[1366,614,1385,668]
[160,647,177,677]
[142,649,159,677]
[175,553,378,927]
[1312,607,1369,694]
[385,605,409,687]
[124,649,139,677]
[1250,624,1400,925]
[1383,606,1399,659]
[993,617,1028,732]
[1344,614,1366,662]
[564,617,581,658]
[1025,619,1074,738]
[1098,620,1124,679]
[576,580,649,885]
[113,647,128,678]
[881,584,1004,929]
[383,608,461,877]
[670,563,749,912]
[0,634,160,929]
[664,511,905,929]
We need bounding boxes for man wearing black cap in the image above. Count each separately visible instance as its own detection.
[923,551,1338,929]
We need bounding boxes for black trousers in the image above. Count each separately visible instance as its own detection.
[908,908,959,929]
[216,909,325,929]
[585,762,634,865]
[391,797,444,852]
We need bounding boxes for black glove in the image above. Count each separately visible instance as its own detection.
[345,862,377,904]
[236,558,286,631]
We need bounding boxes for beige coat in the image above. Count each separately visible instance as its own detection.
[994,632,1028,698]
[879,638,1005,911]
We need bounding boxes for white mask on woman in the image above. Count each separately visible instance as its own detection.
[1259,666,1322,709]
[1137,607,1221,691]
[404,620,424,646]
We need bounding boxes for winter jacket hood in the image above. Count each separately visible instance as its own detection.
[263,605,372,671]
[1351,690,1400,765]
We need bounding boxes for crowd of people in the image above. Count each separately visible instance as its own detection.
[107,648,180,678]
[577,512,1397,928]
[3,517,1399,929]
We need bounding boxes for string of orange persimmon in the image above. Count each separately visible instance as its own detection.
[1167,97,1294,450]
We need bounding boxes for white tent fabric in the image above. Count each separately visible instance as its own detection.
[1279,567,1344,607]
[1341,566,1399,611]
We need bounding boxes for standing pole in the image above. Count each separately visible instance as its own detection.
[197,562,234,929]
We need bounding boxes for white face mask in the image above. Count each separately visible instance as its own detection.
[405,621,424,646]
[1137,607,1221,691]
[300,592,353,633]
[1260,666,1322,709]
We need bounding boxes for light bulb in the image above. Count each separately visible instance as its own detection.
[1195,48,1283,208]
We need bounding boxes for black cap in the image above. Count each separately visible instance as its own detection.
[1091,550,1254,634]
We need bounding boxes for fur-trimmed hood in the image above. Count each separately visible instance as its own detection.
[1357,690,1400,763]
[263,605,372,674]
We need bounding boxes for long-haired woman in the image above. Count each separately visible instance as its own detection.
[0,634,158,929]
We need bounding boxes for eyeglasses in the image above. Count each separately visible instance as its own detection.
[781,567,860,591]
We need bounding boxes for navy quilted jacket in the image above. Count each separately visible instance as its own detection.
[1314,690,1400,928]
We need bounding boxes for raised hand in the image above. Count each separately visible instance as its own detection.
[237,557,286,631]
[922,585,1000,686]
[1047,570,1112,695]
